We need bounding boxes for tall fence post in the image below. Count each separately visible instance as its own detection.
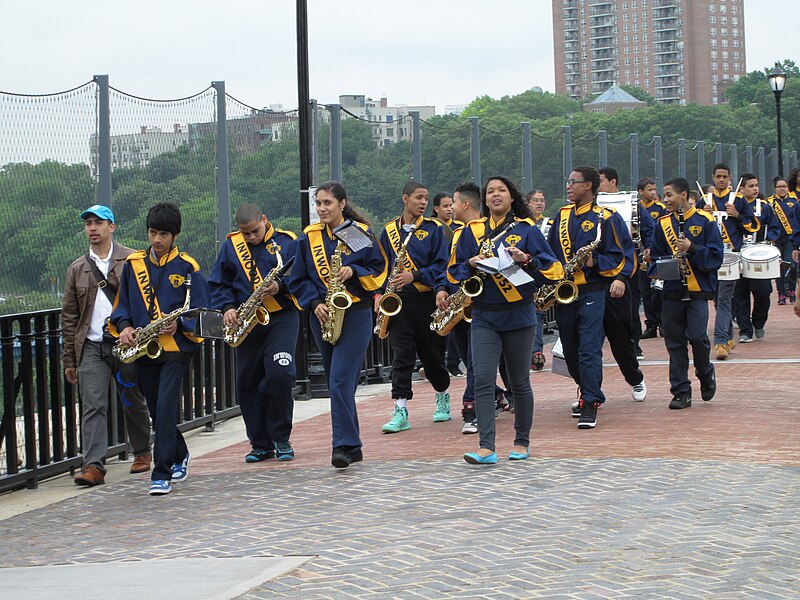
[697,140,706,183]
[792,150,798,172]
[470,117,481,184]
[745,145,753,173]
[522,122,533,193]
[654,135,663,193]
[730,143,738,184]
[757,146,766,192]
[329,103,342,182]
[678,138,686,178]
[94,74,112,207]
[599,130,608,167]
[714,142,722,165]
[411,111,422,181]
[562,125,572,191]
[783,151,790,179]
[310,99,319,185]
[212,81,230,245]
[771,148,779,179]
[629,133,639,191]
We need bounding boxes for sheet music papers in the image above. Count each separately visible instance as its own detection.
[333,219,373,252]
[475,243,534,286]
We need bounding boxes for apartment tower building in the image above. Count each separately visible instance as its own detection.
[552,0,746,105]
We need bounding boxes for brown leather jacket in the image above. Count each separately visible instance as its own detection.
[62,243,135,370]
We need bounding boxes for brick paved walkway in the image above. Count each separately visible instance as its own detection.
[1,304,799,598]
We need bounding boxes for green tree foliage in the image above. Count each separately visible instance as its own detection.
[1,62,796,314]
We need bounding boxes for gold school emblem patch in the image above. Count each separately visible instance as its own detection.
[415,230,429,241]
[169,274,186,288]
[650,211,660,219]
[689,225,702,237]
[789,202,795,208]
[581,220,595,232]
[505,234,521,247]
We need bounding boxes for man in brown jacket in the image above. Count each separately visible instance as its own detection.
[62,204,151,486]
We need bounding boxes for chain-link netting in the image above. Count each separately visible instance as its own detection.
[606,134,632,194]
[225,94,302,236]
[479,123,524,200]
[419,116,472,201]
[0,82,98,314]
[334,109,411,228]
[531,132,564,213]
[108,86,217,272]
[572,133,602,177]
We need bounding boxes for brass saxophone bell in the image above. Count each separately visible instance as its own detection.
[554,280,579,305]
[377,292,402,317]
[461,276,483,297]
[255,306,270,326]
[144,338,163,360]
[330,291,353,311]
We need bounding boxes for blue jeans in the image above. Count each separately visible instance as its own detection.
[662,298,714,396]
[713,279,736,345]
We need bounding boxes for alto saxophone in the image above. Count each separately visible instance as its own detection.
[374,225,416,339]
[113,274,193,364]
[223,244,283,347]
[429,222,516,335]
[321,241,352,345]
[534,238,599,311]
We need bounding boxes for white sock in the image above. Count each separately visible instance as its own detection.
[395,398,407,409]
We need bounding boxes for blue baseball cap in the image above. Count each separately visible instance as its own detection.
[80,204,115,223]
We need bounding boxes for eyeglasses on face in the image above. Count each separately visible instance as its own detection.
[566,179,588,185]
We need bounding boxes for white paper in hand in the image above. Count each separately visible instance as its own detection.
[476,243,534,286]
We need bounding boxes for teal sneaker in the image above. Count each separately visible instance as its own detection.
[381,404,410,433]
[433,391,451,422]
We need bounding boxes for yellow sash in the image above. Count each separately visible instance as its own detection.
[466,220,523,303]
[307,229,357,304]
[660,217,699,292]
[386,220,428,292]
[772,201,793,235]
[128,256,180,352]
[230,232,281,313]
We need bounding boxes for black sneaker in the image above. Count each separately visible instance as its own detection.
[448,366,464,377]
[331,446,351,469]
[577,400,600,429]
[344,445,363,463]
[640,326,658,339]
[571,400,581,418]
[495,390,510,416]
[700,368,716,401]
[245,448,275,463]
[274,441,295,461]
[669,393,692,409]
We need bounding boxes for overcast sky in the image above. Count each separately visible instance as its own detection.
[1,0,797,111]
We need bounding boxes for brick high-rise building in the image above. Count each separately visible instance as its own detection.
[552,0,746,105]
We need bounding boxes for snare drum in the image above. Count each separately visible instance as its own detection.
[718,252,740,281]
[740,244,781,279]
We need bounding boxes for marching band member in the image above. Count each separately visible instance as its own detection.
[209,204,299,463]
[378,181,451,434]
[449,176,563,464]
[768,176,797,304]
[110,203,210,495]
[698,163,757,360]
[548,166,634,429]
[287,182,387,468]
[649,178,723,409]
[733,175,779,343]
[637,177,666,341]
[525,189,549,371]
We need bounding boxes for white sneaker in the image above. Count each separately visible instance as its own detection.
[632,380,647,402]
[461,419,478,434]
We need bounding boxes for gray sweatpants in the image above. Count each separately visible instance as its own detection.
[78,340,151,471]
[471,325,535,452]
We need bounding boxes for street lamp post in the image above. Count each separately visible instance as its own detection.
[768,67,787,178]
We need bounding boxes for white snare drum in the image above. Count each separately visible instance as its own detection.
[740,244,781,279]
[718,252,740,281]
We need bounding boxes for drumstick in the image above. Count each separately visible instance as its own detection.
[727,177,743,206]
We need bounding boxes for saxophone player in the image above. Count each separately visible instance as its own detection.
[287,182,387,468]
[110,203,210,496]
[649,178,723,410]
[209,204,299,463]
[378,180,452,434]
[450,176,563,464]
[547,166,634,429]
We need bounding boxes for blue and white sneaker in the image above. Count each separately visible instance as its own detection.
[170,452,191,483]
[149,480,171,495]
[274,441,295,461]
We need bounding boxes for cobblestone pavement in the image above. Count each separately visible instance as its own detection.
[1,305,799,598]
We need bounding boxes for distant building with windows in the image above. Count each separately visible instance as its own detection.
[90,125,190,174]
[552,0,746,105]
[339,95,435,147]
